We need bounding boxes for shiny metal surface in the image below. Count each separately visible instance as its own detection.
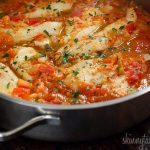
[0,115,60,141]
[0,0,150,142]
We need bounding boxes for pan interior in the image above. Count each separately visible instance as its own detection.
[0,0,149,107]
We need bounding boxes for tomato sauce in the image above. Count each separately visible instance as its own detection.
[0,0,150,105]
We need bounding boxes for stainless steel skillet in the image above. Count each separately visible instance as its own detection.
[0,0,150,142]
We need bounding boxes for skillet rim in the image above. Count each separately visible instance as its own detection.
[0,86,150,110]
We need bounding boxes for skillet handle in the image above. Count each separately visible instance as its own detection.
[0,115,60,142]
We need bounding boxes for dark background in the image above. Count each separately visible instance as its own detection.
[0,118,150,150]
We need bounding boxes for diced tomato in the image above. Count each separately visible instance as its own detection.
[0,32,14,51]
[51,98,62,104]
[10,14,24,22]
[8,48,16,58]
[126,23,136,34]
[70,8,83,17]
[17,79,32,89]
[34,34,46,40]
[46,93,62,104]
[38,65,55,75]
[68,57,77,61]
[2,0,23,14]
[13,87,31,98]
[80,84,107,96]
[103,55,117,64]
[25,18,43,26]
[136,9,146,21]
[124,60,145,85]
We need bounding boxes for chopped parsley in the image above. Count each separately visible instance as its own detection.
[24,56,28,61]
[97,52,106,58]
[0,66,6,70]
[27,29,31,33]
[89,35,94,39]
[57,80,64,85]
[89,13,93,16]
[119,25,125,30]
[45,44,52,51]
[53,9,58,11]
[46,5,51,10]
[72,91,80,98]
[62,52,69,64]
[112,28,117,32]
[74,38,78,43]
[6,82,10,89]
[72,70,79,76]
[82,53,91,59]
[3,53,9,58]
[67,19,74,26]
[13,61,17,65]
[56,0,66,3]
[121,46,127,52]
[43,30,51,37]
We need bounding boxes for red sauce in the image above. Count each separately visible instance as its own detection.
[0,0,149,105]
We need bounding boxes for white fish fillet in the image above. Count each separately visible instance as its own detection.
[5,22,62,43]
[64,59,115,91]
[58,8,137,61]
[26,2,73,18]
[0,63,18,95]
[11,47,47,81]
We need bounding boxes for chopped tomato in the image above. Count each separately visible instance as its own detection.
[126,23,136,34]
[0,32,14,51]
[34,34,46,40]
[103,55,117,64]
[13,87,31,98]
[38,65,55,75]
[124,60,145,85]
[50,98,62,104]
[8,48,16,58]
[70,8,83,17]
[46,93,62,104]
[25,18,43,26]
[68,57,77,61]
[17,79,32,89]
[2,0,23,14]
[10,14,24,22]
[80,84,107,96]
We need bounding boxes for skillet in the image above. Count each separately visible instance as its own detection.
[0,0,150,142]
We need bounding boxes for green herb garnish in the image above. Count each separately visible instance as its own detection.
[119,26,125,30]
[62,52,69,64]
[45,44,52,51]
[3,53,9,58]
[72,91,80,98]
[74,38,78,43]
[43,30,51,37]
[72,70,79,76]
